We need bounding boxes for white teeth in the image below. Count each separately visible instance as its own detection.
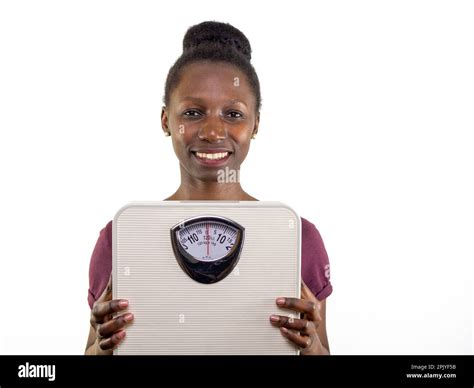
[195,152,229,160]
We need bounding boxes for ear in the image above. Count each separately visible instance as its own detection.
[161,106,170,136]
[252,112,260,137]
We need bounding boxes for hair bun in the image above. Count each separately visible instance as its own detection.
[183,21,252,61]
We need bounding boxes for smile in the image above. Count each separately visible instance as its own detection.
[195,152,229,160]
[191,151,232,166]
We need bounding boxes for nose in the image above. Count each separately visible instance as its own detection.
[198,115,227,142]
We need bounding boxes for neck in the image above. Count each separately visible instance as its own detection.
[165,180,257,201]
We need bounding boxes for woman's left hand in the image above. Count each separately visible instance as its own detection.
[270,280,329,355]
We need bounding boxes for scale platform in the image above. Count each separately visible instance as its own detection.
[112,201,301,355]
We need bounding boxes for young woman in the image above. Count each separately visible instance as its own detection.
[85,21,332,355]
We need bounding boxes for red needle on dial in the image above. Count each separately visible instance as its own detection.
[206,222,209,257]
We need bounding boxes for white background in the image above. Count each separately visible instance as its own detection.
[0,0,472,355]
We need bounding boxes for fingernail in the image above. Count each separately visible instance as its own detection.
[280,327,288,334]
[117,331,126,339]
[124,313,134,322]
[270,315,280,322]
[276,298,285,305]
[119,300,129,308]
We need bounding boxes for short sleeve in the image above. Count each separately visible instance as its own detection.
[87,220,113,309]
[301,217,333,300]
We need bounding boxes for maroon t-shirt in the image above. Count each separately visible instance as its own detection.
[87,216,332,309]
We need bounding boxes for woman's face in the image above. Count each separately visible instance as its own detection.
[162,61,259,182]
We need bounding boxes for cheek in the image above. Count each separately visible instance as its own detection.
[170,120,196,154]
[235,129,252,142]
[232,128,252,155]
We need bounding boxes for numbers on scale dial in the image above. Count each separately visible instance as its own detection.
[177,221,238,262]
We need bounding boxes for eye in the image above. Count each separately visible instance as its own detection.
[226,111,244,119]
[183,109,202,118]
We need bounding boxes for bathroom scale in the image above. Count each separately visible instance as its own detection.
[112,201,301,355]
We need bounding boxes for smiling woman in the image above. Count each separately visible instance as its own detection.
[85,21,333,355]
[161,21,260,191]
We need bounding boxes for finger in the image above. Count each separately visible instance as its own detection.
[98,330,127,351]
[97,313,134,339]
[280,327,310,349]
[276,297,317,317]
[91,299,129,325]
[269,315,311,332]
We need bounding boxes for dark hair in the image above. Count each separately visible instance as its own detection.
[163,21,261,113]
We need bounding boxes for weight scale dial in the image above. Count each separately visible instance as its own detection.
[170,215,245,284]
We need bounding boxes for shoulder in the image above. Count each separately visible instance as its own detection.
[101,220,113,247]
[301,216,326,250]
[301,216,319,237]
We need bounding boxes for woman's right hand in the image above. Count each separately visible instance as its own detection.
[89,275,134,355]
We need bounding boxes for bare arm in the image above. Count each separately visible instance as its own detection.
[85,325,100,355]
[316,298,330,354]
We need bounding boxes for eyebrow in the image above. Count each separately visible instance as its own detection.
[180,96,247,107]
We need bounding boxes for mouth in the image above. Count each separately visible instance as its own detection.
[191,150,232,166]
